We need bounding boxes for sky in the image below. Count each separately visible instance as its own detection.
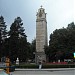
[0,0,74,43]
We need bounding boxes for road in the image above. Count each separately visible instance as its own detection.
[11,69,75,75]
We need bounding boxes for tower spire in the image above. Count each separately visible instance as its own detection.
[40,5,43,8]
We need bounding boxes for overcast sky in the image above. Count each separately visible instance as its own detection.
[0,0,74,43]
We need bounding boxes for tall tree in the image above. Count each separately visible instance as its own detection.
[8,17,28,62]
[0,16,7,58]
[46,22,75,62]
[0,16,7,40]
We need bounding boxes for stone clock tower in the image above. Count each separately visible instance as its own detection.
[35,6,48,64]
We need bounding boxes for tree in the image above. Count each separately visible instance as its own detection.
[30,39,36,60]
[46,22,75,62]
[0,16,7,40]
[0,16,7,58]
[8,17,28,62]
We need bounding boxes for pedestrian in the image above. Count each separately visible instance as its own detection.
[39,61,42,69]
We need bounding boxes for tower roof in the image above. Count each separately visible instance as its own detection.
[40,5,44,9]
[38,6,45,14]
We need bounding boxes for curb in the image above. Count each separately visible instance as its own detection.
[15,68,75,71]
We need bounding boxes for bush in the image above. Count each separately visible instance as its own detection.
[15,64,38,68]
[15,64,75,68]
[42,64,75,68]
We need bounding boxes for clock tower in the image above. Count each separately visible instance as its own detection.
[35,6,48,64]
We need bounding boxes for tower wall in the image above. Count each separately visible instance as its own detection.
[35,7,47,64]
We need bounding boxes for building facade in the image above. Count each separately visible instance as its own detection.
[35,6,48,64]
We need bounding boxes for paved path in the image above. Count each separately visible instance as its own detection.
[11,68,75,75]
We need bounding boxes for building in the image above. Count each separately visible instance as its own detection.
[35,6,48,64]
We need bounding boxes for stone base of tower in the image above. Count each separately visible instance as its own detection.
[35,52,46,64]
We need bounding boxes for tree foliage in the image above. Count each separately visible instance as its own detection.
[0,16,7,58]
[0,16,36,63]
[8,17,28,62]
[30,39,36,60]
[45,22,75,62]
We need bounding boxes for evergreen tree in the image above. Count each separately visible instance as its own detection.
[8,17,28,62]
[0,16,7,58]
[0,16,7,40]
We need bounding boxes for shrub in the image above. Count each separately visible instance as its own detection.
[15,64,75,68]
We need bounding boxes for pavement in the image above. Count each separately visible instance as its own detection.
[11,68,75,75]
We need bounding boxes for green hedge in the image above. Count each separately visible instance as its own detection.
[16,64,38,68]
[42,64,75,68]
[15,64,75,68]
